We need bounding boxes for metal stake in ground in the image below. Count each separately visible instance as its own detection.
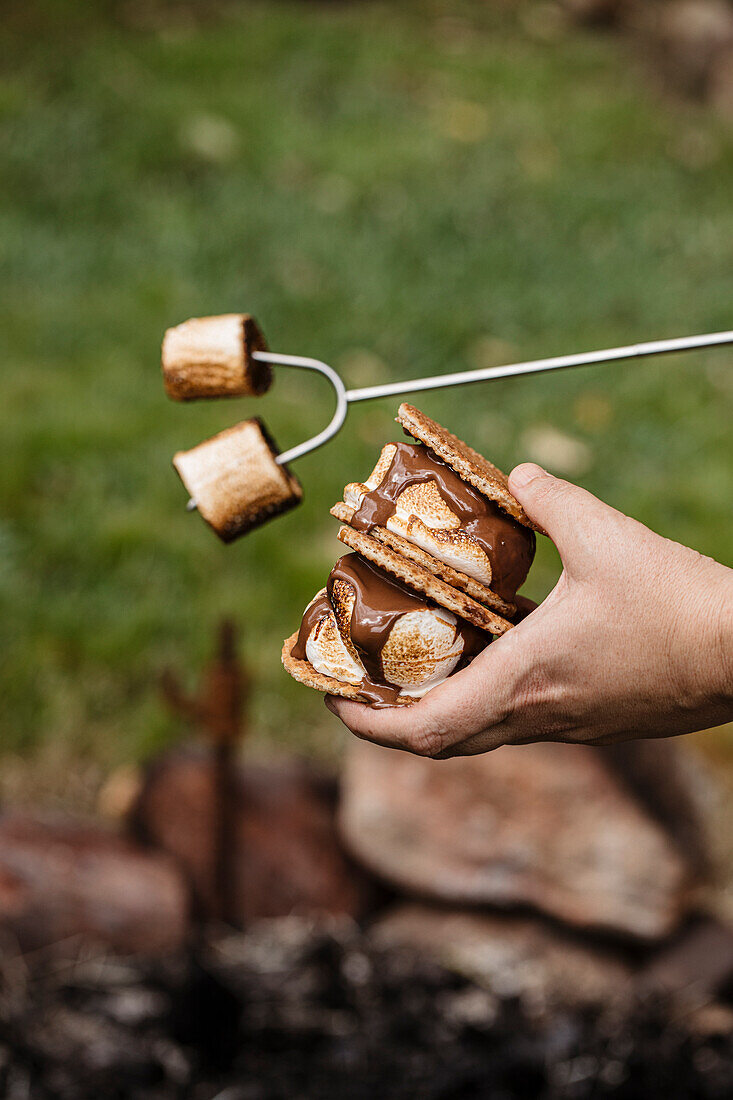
[160,619,246,926]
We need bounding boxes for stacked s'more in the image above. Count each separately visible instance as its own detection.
[283,404,541,708]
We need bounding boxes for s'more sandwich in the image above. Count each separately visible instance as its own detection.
[282,404,540,708]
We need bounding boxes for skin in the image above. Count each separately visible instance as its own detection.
[325,463,733,759]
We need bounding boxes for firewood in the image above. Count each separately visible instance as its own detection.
[0,814,189,953]
[131,751,375,924]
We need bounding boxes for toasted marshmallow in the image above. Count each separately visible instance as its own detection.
[294,554,478,701]
[344,444,494,586]
[343,443,397,507]
[380,607,464,697]
[389,490,494,587]
[303,589,365,686]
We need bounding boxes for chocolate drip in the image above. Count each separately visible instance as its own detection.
[351,443,535,601]
[330,555,429,689]
[291,591,332,662]
[292,554,489,708]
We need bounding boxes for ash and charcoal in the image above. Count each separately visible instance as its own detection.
[0,920,732,1100]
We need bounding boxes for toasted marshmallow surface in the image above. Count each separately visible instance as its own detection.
[305,594,366,686]
[344,443,495,585]
[297,572,465,698]
[380,607,464,697]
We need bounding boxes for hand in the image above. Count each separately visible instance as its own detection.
[325,464,733,757]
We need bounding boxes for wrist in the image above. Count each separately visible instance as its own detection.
[687,557,733,723]
[710,570,733,706]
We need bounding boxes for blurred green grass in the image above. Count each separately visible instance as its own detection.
[1,0,732,766]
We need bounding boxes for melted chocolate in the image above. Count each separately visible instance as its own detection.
[292,553,488,708]
[292,591,332,662]
[351,442,535,601]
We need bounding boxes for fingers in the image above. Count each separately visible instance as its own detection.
[325,694,447,756]
[509,463,625,572]
[325,631,524,757]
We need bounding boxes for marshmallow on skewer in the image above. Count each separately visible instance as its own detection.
[174,418,302,541]
[162,314,271,400]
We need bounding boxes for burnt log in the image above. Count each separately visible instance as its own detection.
[0,813,189,954]
[132,749,375,923]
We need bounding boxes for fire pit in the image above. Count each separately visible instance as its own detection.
[0,919,732,1100]
[0,626,730,1098]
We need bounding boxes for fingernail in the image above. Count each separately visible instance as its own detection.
[510,462,546,488]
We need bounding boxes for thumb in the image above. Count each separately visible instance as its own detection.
[508,462,615,567]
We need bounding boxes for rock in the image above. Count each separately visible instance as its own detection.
[562,0,733,114]
[97,764,143,820]
[651,0,733,100]
[710,43,733,116]
[132,749,374,923]
[638,917,733,1001]
[561,0,631,28]
[339,740,696,939]
[686,1002,733,1037]
[598,739,712,874]
[372,904,632,1010]
[0,813,188,954]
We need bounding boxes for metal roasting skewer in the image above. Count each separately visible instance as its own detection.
[186,328,733,510]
